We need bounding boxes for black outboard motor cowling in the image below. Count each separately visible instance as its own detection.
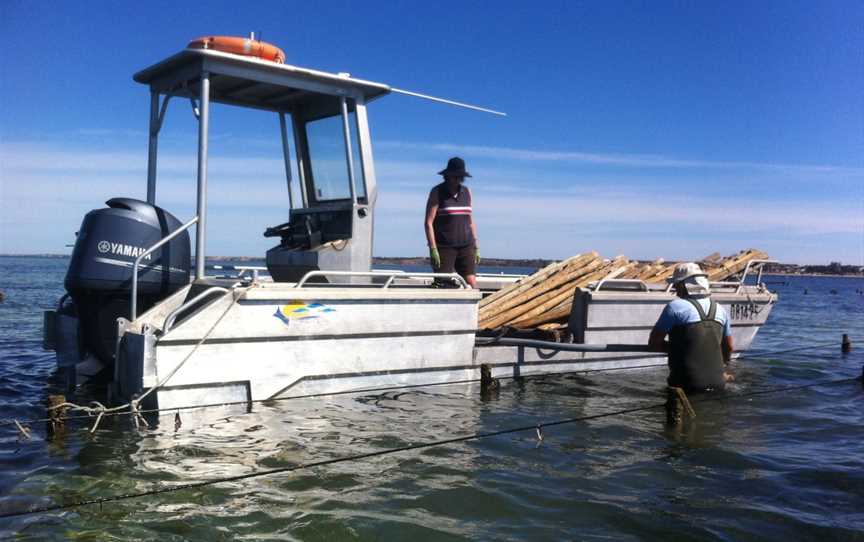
[65,198,190,363]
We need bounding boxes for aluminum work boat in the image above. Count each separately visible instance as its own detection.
[43,38,776,412]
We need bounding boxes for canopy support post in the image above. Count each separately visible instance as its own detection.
[291,114,309,206]
[146,92,172,205]
[146,92,159,204]
[195,72,211,280]
[278,112,295,209]
[340,96,357,203]
[353,97,377,205]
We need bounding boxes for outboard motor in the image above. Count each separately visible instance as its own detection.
[63,198,190,363]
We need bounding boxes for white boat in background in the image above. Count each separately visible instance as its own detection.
[43,36,776,413]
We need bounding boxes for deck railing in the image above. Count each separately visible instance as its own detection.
[295,270,469,289]
[130,215,199,320]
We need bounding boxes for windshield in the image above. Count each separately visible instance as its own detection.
[305,111,366,203]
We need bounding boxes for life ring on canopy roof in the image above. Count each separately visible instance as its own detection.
[187,36,286,64]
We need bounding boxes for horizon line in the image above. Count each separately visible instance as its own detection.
[2,253,861,269]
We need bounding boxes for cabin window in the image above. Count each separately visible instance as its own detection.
[305,111,366,203]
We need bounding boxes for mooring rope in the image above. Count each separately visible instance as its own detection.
[2,338,858,432]
[0,374,859,520]
[736,340,848,359]
[24,287,243,433]
[2,377,481,429]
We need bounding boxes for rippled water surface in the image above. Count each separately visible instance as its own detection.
[1,256,862,540]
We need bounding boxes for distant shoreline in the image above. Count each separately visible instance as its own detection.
[2,253,862,277]
[762,272,864,279]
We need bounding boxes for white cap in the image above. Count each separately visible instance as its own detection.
[671,262,711,297]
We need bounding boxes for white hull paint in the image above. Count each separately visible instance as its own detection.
[122,283,481,410]
[113,282,775,411]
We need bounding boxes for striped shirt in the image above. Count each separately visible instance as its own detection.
[432,182,474,247]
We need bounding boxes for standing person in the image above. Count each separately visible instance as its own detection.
[648,262,734,392]
[424,157,480,288]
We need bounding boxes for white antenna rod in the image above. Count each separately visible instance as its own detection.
[390,87,507,117]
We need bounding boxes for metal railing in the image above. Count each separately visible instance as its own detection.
[162,286,231,333]
[209,265,269,282]
[737,259,777,293]
[130,216,199,321]
[662,259,779,294]
[592,278,650,292]
[295,270,469,289]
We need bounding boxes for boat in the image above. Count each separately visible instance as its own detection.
[42,36,777,413]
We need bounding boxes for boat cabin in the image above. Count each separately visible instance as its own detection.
[133,47,391,283]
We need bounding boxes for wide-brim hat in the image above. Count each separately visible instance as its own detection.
[438,156,472,178]
[682,276,711,297]
[671,262,707,284]
[670,262,711,296]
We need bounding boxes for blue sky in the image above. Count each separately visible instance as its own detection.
[1,1,861,264]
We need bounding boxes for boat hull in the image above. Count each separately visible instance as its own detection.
[110,283,775,411]
[118,283,480,410]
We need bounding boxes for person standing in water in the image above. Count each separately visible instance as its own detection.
[424,157,480,288]
[648,262,734,392]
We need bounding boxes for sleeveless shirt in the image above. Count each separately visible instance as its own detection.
[432,183,474,247]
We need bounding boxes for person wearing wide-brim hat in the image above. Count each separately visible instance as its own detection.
[424,157,480,288]
[648,262,734,393]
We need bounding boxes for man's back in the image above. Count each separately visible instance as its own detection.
[655,297,731,331]
[655,297,730,391]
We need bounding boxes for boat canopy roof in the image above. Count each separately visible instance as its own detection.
[133,48,391,117]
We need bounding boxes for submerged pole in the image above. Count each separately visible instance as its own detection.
[46,395,67,437]
[842,334,852,354]
[666,387,695,425]
[195,72,211,280]
[480,364,499,395]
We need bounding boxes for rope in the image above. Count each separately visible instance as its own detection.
[34,288,242,433]
[129,286,242,411]
[736,340,852,360]
[0,374,859,520]
[2,338,858,431]
[3,377,481,429]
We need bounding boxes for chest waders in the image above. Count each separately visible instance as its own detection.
[668,298,726,392]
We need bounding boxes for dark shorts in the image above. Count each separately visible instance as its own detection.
[436,244,476,278]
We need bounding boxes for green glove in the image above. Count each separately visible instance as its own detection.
[474,247,481,265]
[430,247,441,269]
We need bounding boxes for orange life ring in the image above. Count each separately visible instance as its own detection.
[188,36,286,64]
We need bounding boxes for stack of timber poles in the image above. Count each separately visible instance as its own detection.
[478,248,768,331]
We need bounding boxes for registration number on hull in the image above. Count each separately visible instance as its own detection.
[729,302,760,321]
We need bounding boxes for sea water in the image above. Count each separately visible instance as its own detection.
[0,256,862,541]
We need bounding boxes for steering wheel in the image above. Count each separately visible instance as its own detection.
[263,217,314,247]
[263,221,292,238]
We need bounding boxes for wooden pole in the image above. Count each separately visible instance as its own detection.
[508,258,630,328]
[480,257,606,328]
[707,249,769,281]
[479,255,603,327]
[479,252,598,317]
[47,394,67,436]
[666,387,695,425]
[477,247,771,331]
[479,257,573,309]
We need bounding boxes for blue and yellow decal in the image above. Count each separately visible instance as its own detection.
[273,301,335,326]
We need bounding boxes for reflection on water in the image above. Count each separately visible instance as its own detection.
[1,257,863,540]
